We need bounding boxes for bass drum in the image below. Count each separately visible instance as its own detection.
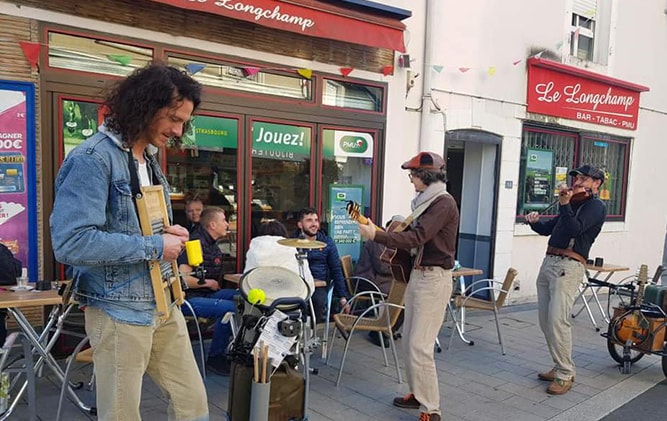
[239,266,311,310]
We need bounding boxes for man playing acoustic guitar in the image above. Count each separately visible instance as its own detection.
[358,152,459,421]
[525,164,607,395]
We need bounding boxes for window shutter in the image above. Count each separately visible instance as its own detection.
[573,0,597,18]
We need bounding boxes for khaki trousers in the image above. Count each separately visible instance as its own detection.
[85,306,209,421]
[536,255,585,381]
[403,267,452,415]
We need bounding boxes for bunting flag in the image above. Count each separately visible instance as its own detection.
[242,66,261,77]
[512,59,522,66]
[339,67,354,77]
[432,65,444,73]
[297,68,312,79]
[185,63,206,75]
[19,41,41,70]
[381,65,394,76]
[487,66,497,77]
[458,67,470,73]
[107,54,132,66]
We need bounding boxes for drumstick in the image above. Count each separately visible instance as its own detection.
[253,347,259,383]
[262,343,269,383]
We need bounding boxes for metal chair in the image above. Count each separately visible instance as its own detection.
[448,268,518,355]
[326,279,406,387]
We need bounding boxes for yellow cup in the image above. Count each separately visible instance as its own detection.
[185,240,203,267]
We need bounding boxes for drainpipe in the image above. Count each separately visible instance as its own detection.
[419,0,446,155]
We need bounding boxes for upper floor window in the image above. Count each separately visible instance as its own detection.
[322,79,384,112]
[167,56,312,101]
[568,0,612,66]
[570,13,595,61]
[48,32,153,76]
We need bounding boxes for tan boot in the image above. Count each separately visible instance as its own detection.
[538,369,575,382]
[547,378,573,395]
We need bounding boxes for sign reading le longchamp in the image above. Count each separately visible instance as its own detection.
[526,59,648,131]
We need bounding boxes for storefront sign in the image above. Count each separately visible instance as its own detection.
[522,148,553,211]
[527,58,649,130]
[147,0,406,51]
[328,185,363,261]
[0,81,37,279]
[251,121,310,161]
[333,131,373,158]
[182,115,238,150]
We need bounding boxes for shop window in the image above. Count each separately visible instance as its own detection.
[165,115,240,227]
[320,128,375,261]
[60,98,103,160]
[517,125,629,221]
[322,79,383,112]
[250,121,312,236]
[48,32,153,76]
[167,56,312,101]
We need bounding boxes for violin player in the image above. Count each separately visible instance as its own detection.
[525,164,607,395]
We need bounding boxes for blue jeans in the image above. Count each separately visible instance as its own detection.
[183,289,239,358]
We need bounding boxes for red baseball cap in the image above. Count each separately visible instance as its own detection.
[401,152,445,171]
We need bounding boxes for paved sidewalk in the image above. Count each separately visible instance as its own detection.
[8,300,665,420]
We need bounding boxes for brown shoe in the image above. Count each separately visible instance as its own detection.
[393,393,420,409]
[419,413,441,421]
[538,369,574,382]
[547,378,573,395]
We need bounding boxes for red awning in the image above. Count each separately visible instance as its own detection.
[147,0,407,52]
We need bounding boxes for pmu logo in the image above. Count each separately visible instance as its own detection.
[340,136,368,153]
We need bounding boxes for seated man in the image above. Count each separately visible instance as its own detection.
[292,207,349,322]
[178,207,239,376]
[244,219,315,295]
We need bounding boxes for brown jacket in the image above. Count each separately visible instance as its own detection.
[373,194,459,270]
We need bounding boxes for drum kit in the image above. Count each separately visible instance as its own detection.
[229,236,325,420]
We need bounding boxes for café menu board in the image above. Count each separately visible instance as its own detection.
[0,81,37,279]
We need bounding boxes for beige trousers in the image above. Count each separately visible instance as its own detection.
[536,255,585,381]
[85,306,209,421]
[402,267,452,415]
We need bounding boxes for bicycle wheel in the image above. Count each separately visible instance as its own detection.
[606,324,645,364]
[661,342,667,379]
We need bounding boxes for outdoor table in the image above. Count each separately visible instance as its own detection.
[571,262,630,331]
[0,286,92,420]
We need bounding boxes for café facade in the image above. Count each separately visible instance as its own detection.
[0,0,412,281]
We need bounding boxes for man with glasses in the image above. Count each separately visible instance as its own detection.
[358,152,459,421]
[525,164,606,395]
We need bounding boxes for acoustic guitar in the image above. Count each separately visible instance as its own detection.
[614,264,649,345]
[345,201,412,283]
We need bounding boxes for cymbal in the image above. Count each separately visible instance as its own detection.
[277,238,327,249]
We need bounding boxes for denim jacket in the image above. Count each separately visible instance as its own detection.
[50,126,171,325]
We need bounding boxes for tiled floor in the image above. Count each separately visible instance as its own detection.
[6,300,666,420]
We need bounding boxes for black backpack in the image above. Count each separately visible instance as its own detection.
[0,243,21,285]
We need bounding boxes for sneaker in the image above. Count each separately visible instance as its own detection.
[418,413,441,421]
[538,369,575,382]
[206,355,231,376]
[547,378,573,395]
[393,393,420,409]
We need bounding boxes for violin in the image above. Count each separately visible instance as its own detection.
[524,187,594,223]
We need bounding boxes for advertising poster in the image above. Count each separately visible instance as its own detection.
[0,81,37,279]
[523,148,553,210]
[62,99,102,158]
[328,185,363,261]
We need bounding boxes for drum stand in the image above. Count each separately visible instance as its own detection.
[295,250,320,420]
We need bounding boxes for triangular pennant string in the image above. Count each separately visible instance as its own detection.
[185,63,206,75]
[432,65,444,73]
[19,41,41,70]
[339,67,354,77]
[381,65,394,76]
[458,67,470,73]
[512,59,522,66]
[242,66,261,77]
[297,68,312,79]
[107,54,132,66]
[487,66,497,76]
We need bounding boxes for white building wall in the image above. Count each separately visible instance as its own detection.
[383,0,667,301]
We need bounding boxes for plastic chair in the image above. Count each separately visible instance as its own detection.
[448,268,518,355]
[326,279,406,387]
